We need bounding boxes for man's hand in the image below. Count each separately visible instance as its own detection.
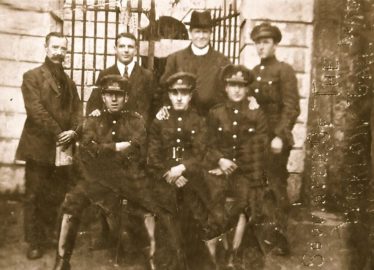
[218,158,237,175]
[271,136,283,154]
[89,109,101,117]
[208,168,224,176]
[163,164,186,184]
[156,106,170,120]
[115,142,131,152]
[57,130,76,146]
[248,96,260,110]
[175,175,189,188]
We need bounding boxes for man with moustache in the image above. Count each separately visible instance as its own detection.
[157,10,231,118]
[87,32,155,127]
[249,22,300,255]
[15,32,82,259]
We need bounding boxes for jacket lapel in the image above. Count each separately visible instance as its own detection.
[41,64,60,96]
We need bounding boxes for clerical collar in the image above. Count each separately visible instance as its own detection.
[191,44,210,56]
[117,59,136,77]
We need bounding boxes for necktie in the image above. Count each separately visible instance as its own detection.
[124,65,129,78]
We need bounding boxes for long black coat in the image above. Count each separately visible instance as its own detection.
[249,56,300,146]
[86,63,155,126]
[16,63,82,164]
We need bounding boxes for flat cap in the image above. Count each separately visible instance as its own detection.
[222,64,254,85]
[100,75,130,94]
[250,22,282,43]
[166,72,196,91]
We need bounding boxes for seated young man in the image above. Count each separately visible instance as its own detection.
[52,75,157,270]
[147,72,212,270]
[203,64,269,267]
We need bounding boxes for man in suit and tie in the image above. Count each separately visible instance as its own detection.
[86,32,155,127]
[16,32,82,260]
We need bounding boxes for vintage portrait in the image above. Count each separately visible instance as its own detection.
[0,0,373,269]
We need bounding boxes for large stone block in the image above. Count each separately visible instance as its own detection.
[292,123,308,149]
[287,173,302,203]
[0,138,19,164]
[0,60,40,87]
[0,113,25,139]
[0,87,25,114]
[297,73,312,99]
[0,33,45,63]
[287,149,305,173]
[241,0,314,23]
[297,98,309,124]
[0,165,25,194]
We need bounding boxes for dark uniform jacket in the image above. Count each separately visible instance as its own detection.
[16,63,82,164]
[160,45,231,115]
[249,56,300,146]
[205,99,268,187]
[77,110,147,195]
[86,63,155,126]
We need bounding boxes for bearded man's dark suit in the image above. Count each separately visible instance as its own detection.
[86,63,155,127]
[16,58,82,249]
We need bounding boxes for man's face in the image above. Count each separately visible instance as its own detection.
[45,36,67,64]
[168,89,192,111]
[225,82,248,103]
[102,92,125,112]
[255,37,277,59]
[189,28,211,49]
[115,37,136,65]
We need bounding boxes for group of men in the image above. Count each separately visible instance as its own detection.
[16,10,299,270]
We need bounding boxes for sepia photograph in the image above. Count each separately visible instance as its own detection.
[0,0,373,269]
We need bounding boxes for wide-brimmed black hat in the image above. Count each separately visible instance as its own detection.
[100,75,130,94]
[250,22,282,43]
[185,10,213,29]
[166,72,196,91]
[221,64,254,85]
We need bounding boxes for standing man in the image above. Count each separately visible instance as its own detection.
[15,32,82,259]
[86,32,155,126]
[158,10,231,117]
[249,22,300,255]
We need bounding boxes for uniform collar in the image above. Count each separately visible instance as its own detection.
[117,59,136,77]
[225,99,247,111]
[191,43,210,56]
[260,55,277,65]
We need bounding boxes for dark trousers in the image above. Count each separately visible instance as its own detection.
[24,160,74,246]
[266,147,291,233]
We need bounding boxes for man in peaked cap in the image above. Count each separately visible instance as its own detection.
[203,64,269,267]
[157,10,231,118]
[148,72,213,269]
[249,22,300,256]
[52,74,158,270]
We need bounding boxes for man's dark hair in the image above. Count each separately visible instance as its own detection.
[115,32,138,46]
[45,32,67,45]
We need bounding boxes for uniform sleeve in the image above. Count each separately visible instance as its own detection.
[147,120,165,178]
[21,71,62,136]
[249,109,268,184]
[122,116,147,162]
[182,118,208,173]
[274,64,300,144]
[86,71,104,116]
[204,110,225,167]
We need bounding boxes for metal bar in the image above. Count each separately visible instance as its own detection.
[104,0,109,69]
[223,1,227,57]
[228,4,232,62]
[70,0,76,79]
[93,0,98,84]
[80,0,87,101]
[234,13,239,64]
[127,0,131,32]
[217,8,221,52]
[137,0,142,63]
[212,8,216,49]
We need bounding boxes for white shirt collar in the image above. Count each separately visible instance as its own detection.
[117,59,136,77]
[191,43,210,56]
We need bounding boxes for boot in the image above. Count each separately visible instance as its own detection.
[53,214,80,270]
[226,213,246,269]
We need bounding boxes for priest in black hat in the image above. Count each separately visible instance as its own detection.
[157,10,231,118]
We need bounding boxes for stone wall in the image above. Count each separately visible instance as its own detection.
[0,0,63,193]
[239,0,315,202]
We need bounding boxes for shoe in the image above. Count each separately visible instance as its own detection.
[26,245,43,260]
